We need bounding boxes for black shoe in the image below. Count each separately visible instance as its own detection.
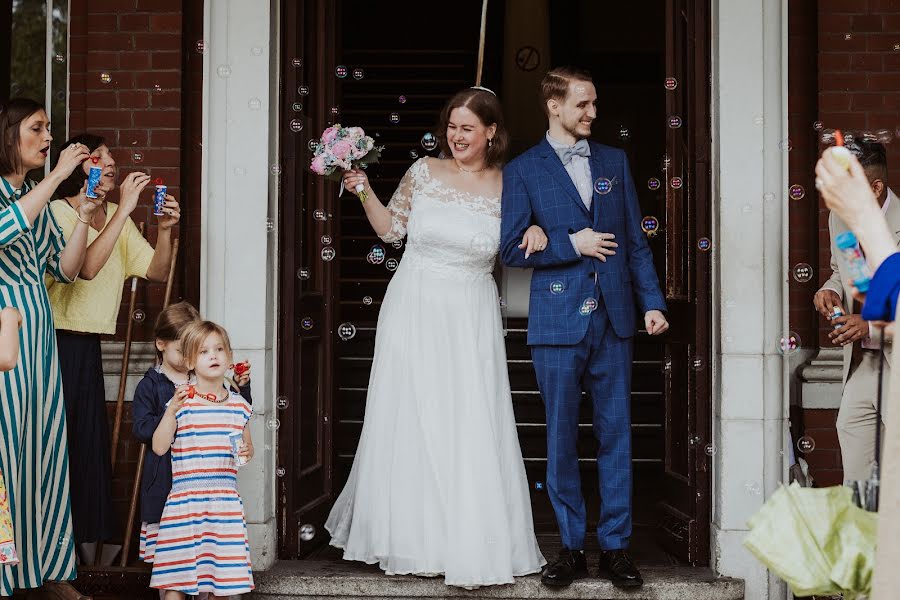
[598,549,643,588]
[541,548,588,587]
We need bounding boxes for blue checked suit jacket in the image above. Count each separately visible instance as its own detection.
[500,138,667,345]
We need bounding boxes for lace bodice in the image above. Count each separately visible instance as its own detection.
[380,159,500,279]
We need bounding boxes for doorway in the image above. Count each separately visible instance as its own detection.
[277,0,711,567]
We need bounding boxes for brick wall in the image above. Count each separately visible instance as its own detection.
[790,1,900,485]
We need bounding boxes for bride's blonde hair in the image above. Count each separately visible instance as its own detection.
[435,88,508,168]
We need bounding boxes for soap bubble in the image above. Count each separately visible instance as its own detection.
[276,467,286,477]
[321,247,335,261]
[299,523,316,541]
[389,113,400,124]
[579,298,598,316]
[298,85,310,95]
[593,178,613,195]
[641,216,659,234]
[266,418,280,431]
[792,263,813,283]
[648,178,661,191]
[277,396,289,410]
[248,97,262,111]
[100,72,112,84]
[668,116,682,129]
[777,332,801,355]
[132,310,146,323]
[335,65,348,78]
[291,57,302,67]
[697,237,711,252]
[352,67,364,80]
[289,119,303,133]
[550,281,565,294]
[216,65,232,78]
[297,268,310,280]
[337,322,357,341]
[386,258,399,272]
[664,77,677,90]
[421,133,438,151]
[797,435,815,454]
[313,209,326,221]
[132,151,144,163]
[300,317,314,330]
[363,296,373,305]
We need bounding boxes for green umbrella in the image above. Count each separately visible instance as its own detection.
[744,482,877,599]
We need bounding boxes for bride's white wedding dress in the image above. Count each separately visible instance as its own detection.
[325,158,545,587]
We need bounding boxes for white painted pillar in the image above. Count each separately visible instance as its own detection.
[711,0,789,598]
[201,0,278,569]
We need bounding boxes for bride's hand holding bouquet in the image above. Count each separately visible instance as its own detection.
[309,124,383,202]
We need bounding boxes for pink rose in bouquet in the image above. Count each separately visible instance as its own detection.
[309,124,383,202]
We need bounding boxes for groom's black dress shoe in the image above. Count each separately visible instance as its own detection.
[541,549,588,587]
[598,549,643,588]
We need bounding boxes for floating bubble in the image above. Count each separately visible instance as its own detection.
[409,150,419,160]
[300,317,314,330]
[618,127,630,141]
[876,128,893,144]
[307,139,318,152]
[299,523,316,541]
[844,33,852,41]
[234,167,246,176]
[820,129,836,145]
[297,267,310,280]
[691,356,704,371]
[697,237,711,252]
[648,178,661,191]
[335,65,348,78]
[894,43,900,52]
[779,138,793,152]
[313,209,326,221]
[744,481,762,495]
[534,481,545,491]
[664,77,678,90]
[152,83,162,94]
[813,121,824,131]
[216,64,232,78]
[499,296,507,309]
[797,435,815,454]
[271,164,282,176]
[579,298,598,316]
[363,296,373,305]
[266,218,275,232]
[132,151,144,163]
[705,443,716,456]
[661,358,672,373]
[292,102,303,112]
[298,85,310,96]
[266,418,280,431]
[291,57,302,67]
[251,46,263,56]
[352,67,364,80]
[386,258,399,271]
[196,40,206,54]
[792,263,813,283]
[389,112,400,124]
[330,106,340,116]
[100,72,112,84]
[551,281,565,294]
[338,322,357,341]
[54,53,64,64]
[421,133,438,151]
[368,245,386,265]
[132,310,146,323]
[321,247,335,261]
[671,177,683,189]
[321,234,332,245]
[593,178,613,195]
[398,95,407,104]
[641,216,659,234]
[392,239,403,250]
[248,97,262,111]
[668,116,682,129]
[276,467,286,477]
[276,396,289,410]
[289,119,303,133]
[789,184,805,200]
[777,332,801,355]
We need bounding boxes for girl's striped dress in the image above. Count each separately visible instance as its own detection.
[0,178,77,596]
[149,392,254,596]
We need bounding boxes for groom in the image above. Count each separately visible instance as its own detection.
[500,66,668,589]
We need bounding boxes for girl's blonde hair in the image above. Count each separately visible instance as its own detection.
[179,320,233,372]
[154,301,201,361]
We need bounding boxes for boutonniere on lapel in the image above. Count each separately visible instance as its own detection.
[593,176,618,196]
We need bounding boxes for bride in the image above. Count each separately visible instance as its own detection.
[325,87,548,588]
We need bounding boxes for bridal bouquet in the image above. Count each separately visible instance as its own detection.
[309,124,383,202]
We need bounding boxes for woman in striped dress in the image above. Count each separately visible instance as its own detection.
[150,321,254,598]
[0,99,102,599]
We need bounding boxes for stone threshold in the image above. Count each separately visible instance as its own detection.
[251,560,744,600]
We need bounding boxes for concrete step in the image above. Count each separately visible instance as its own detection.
[251,560,744,600]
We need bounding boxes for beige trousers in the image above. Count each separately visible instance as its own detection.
[837,350,890,482]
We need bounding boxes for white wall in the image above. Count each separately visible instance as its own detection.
[201,0,278,570]
[711,0,790,598]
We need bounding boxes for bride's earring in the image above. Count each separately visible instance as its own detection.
[488,137,494,148]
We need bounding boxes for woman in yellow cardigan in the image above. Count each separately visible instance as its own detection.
[45,133,179,564]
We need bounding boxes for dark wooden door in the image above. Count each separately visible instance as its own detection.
[655,0,712,565]
[277,0,341,558]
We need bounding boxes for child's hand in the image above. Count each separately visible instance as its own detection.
[232,360,251,387]
[166,386,191,415]
[238,438,254,462]
[0,307,21,329]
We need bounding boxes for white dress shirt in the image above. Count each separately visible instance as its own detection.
[546,133,593,255]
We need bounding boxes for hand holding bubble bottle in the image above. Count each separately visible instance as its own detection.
[85,156,103,199]
[835,231,871,293]
[829,129,852,171]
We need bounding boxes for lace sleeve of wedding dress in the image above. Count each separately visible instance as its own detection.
[379,159,423,243]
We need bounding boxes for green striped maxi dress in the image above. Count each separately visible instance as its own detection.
[0,177,76,596]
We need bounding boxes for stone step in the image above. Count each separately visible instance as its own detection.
[251,560,744,600]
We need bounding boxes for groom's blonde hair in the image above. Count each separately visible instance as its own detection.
[540,66,593,116]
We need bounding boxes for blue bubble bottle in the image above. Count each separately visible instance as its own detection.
[835,231,871,293]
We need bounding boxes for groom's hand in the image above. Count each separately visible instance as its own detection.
[573,228,618,261]
[645,310,669,335]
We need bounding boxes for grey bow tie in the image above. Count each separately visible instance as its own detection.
[556,140,590,165]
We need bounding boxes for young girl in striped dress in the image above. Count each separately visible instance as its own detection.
[149,320,254,598]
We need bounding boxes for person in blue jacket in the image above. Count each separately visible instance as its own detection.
[131,301,252,569]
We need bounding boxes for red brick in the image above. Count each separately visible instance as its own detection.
[851,93,885,110]
[117,129,150,148]
[850,53,883,72]
[149,129,181,148]
[821,33,869,52]
[151,51,182,70]
[85,13,117,31]
[134,71,181,90]
[804,409,839,429]
[150,13,181,32]
[89,33,135,52]
[119,13,149,32]
[819,92,852,111]
[136,0,181,9]
[819,112,868,130]
[133,33,180,52]
[852,14,883,32]
[871,0,900,11]
[819,13,853,32]
[150,91,182,109]
[818,0,865,12]
[88,0,137,11]
[86,109,134,129]
[86,50,119,71]
[86,90,117,110]
[867,34,900,52]
[822,72,869,91]
[118,52,151,71]
[868,72,900,91]
[118,90,150,109]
